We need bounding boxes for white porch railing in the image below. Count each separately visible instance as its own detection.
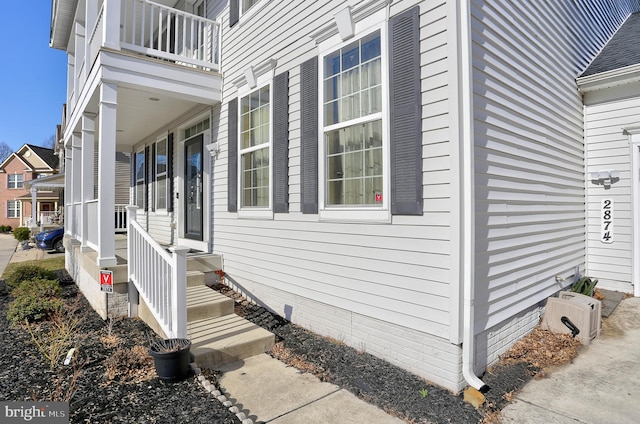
[86,200,99,249]
[127,205,189,339]
[115,204,128,232]
[88,0,220,72]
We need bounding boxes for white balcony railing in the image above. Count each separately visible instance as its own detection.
[88,0,220,72]
[127,206,188,339]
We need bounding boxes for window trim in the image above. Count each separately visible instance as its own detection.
[134,148,146,209]
[155,137,169,212]
[238,0,269,22]
[7,200,21,219]
[317,15,390,223]
[237,78,274,219]
[8,173,24,189]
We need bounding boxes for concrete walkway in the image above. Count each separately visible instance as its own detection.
[215,354,404,424]
[0,234,17,276]
[500,296,640,424]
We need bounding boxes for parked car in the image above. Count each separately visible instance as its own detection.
[35,227,65,253]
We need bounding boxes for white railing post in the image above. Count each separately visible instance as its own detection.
[169,246,189,339]
[103,0,122,50]
[126,205,138,275]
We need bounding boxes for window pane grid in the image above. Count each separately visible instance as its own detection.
[156,139,168,210]
[240,85,270,209]
[7,200,20,218]
[135,151,145,208]
[8,174,24,189]
[325,120,383,206]
[241,147,269,207]
[323,31,381,126]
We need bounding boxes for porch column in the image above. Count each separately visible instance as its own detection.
[30,187,37,228]
[97,82,118,266]
[64,144,72,236]
[81,113,96,250]
[71,133,82,239]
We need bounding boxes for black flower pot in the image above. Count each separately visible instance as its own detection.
[149,338,191,381]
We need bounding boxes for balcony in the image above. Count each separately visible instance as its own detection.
[55,0,222,116]
[90,0,220,72]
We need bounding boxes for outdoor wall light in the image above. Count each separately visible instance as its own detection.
[590,169,620,188]
[206,142,220,160]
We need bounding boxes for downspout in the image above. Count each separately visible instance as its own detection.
[459,0,488,392]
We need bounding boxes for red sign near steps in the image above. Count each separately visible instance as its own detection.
[100,270,113,293]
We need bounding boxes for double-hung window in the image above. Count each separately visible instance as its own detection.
[7,200,20,218]
[135,149,145,209]
[155,139,168,210]
[239,84,271,210]
[320,29,386,217]
[8,174,23,189]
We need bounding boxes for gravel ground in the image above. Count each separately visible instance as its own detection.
[0,272,536,424]
[0,279,240,424]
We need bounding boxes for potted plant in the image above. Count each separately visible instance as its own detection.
[148,338,191,381]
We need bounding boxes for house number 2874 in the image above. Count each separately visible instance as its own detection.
[601,199,613,244]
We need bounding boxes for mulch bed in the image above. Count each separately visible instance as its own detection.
[215,285,569,424]
[0,278,240,424]
[0,270,582,424]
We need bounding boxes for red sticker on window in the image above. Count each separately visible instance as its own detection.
[375,193,383,203]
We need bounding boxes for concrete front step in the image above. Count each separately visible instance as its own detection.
[187,285,234,321]
[187,270,205,288]
[187,254,223,273]
[188,314,276,368]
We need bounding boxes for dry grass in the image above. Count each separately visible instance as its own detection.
[104,345,154,383]
[270,342,324,377]
[500,327,581,371]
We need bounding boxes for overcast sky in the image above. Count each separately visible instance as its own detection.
[0,1,68,153]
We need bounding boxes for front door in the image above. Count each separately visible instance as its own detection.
[185,135,203,240]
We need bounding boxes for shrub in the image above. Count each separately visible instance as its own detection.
[13,227,30,242]
[0,225,5,232]
[5,264,57,290]
[7,279,63,324]
[5,225,11,233]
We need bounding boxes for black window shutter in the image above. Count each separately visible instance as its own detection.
[228,98,238,212]
[300,57,318,214]
[389,6,422,215]
[151,143,156,212]
[167,133,174,213]
[273,71,289,213]
[144,145,150,212]
[229,0,239,27]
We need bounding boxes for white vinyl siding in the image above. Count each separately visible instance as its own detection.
[217,0,455,388]
[584,96,640,291]
[470,0,637,332]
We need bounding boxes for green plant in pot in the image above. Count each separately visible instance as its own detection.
[148,338,191,381]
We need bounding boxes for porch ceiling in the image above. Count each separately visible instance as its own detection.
[113,86,196,147]
[79,49,221,148]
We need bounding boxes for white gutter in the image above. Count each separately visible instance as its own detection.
[459,0,488,392]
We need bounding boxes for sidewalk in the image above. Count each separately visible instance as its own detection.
[0,234,17,277]
[500,296,640,424]
[214,354,404,424]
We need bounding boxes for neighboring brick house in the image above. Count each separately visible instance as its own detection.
[0,144,59,228]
